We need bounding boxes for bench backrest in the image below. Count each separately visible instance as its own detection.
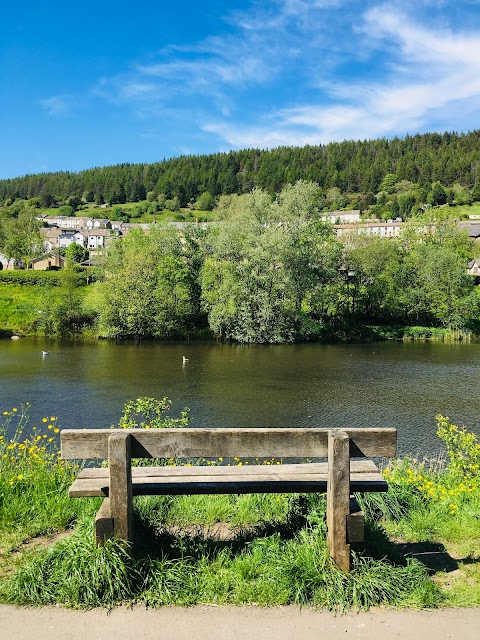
[61,427,397,460]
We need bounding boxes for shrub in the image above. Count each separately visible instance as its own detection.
[0,271,62,286]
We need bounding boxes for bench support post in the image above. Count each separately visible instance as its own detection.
[326,430,351,571]
[108,432,133,544]
[347,496,364,543]
[95,498,114,546]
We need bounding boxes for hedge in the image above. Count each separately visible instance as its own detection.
[0,271,62,286]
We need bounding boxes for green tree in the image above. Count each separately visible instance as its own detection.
[95,226,195,339]
[65,243,88,264]
[1,207,45,268]
[380,173,398,194]
[200,182,340,343]
[66,195,81,211]
[164,196,180,212]
[428,182,447,206]
[36,265,93,335]
[194,191,215,211]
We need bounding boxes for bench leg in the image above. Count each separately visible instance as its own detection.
[347,497,364,544]
[326,430,351,571]
[95,498,114,546]
[109,433,134,544]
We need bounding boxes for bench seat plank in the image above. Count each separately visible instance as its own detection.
[76,459,379,478]
[69,461,387,497]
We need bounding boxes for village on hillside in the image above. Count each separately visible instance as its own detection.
[1,210,480,272]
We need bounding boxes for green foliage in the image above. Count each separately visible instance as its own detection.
[65,243,88,264]
[2,511,437,609]
[3,520,138,607]
[117,397,189,430]
[0,207,45,268]
[194,191,215,211]
[0,270,61,286]
[95,226,196,339]
[436,415,480,480]
[34,267,95,336]
[428,182,448,206]
[380,173,398,194]
[0,405,96,551]
[57,205,74,216]
[201,182,340,343]
[3,130,480,208]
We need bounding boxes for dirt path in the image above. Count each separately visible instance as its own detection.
[1,605,479,640]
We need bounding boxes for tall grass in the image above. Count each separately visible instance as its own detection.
[0,405,97,551]
[2,516,438,609]
[0,407,478,609]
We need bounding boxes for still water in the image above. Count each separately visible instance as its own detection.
[1,338,480,456]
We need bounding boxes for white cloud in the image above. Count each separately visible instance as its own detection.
[39,95,70,116]
[89,1,480,151]
[205,3,480,148]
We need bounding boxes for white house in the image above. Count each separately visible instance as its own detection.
[43,216,90,229]
[87,229,110,250]
[335,221,404,239]
[322,210,361,224]
[58,230,87,249]
[86,218,112,230]
[0,253,22,270]
[467,258,480,275]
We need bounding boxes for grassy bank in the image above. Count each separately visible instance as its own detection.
[0,279,477,345]
[0,283,50,335]
[0,404,479,609]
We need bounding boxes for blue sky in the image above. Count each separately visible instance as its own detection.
[2,0,480,179]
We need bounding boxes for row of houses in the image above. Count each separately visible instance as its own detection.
[41,216,112,230]
[40,220,152,253]
[2,212,480,270]
[0,220,151,270]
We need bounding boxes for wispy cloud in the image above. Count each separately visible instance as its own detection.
[205,2,480,147]
[90,1,480,150]
[93,0,340,113]
[39,95,71,116]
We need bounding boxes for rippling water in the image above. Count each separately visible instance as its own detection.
[1,337,479,456]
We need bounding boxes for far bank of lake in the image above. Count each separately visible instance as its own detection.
[1,338,479,456]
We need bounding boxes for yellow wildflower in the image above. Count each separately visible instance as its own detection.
[42,418,47,423]
[12,408,17,412]
[54,428,59,433]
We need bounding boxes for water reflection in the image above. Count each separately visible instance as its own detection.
[1,338,479,456]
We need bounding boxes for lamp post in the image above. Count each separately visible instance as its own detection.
[338,267,356,315]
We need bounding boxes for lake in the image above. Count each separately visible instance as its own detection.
[1,338,479,456]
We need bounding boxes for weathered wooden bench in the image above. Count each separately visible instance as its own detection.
[61,427,397,571]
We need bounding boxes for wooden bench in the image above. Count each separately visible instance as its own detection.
[61,427,397,571]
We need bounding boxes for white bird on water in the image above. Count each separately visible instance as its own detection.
[182,356,189,364]
[42,351,49,356]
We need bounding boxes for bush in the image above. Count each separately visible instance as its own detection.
[0,271,62,286]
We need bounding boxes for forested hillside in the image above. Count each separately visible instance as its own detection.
[2,130,480,206]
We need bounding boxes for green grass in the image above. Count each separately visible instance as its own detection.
[0,283,47,334]
[0,281,91,336]
[0,406,479,610]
